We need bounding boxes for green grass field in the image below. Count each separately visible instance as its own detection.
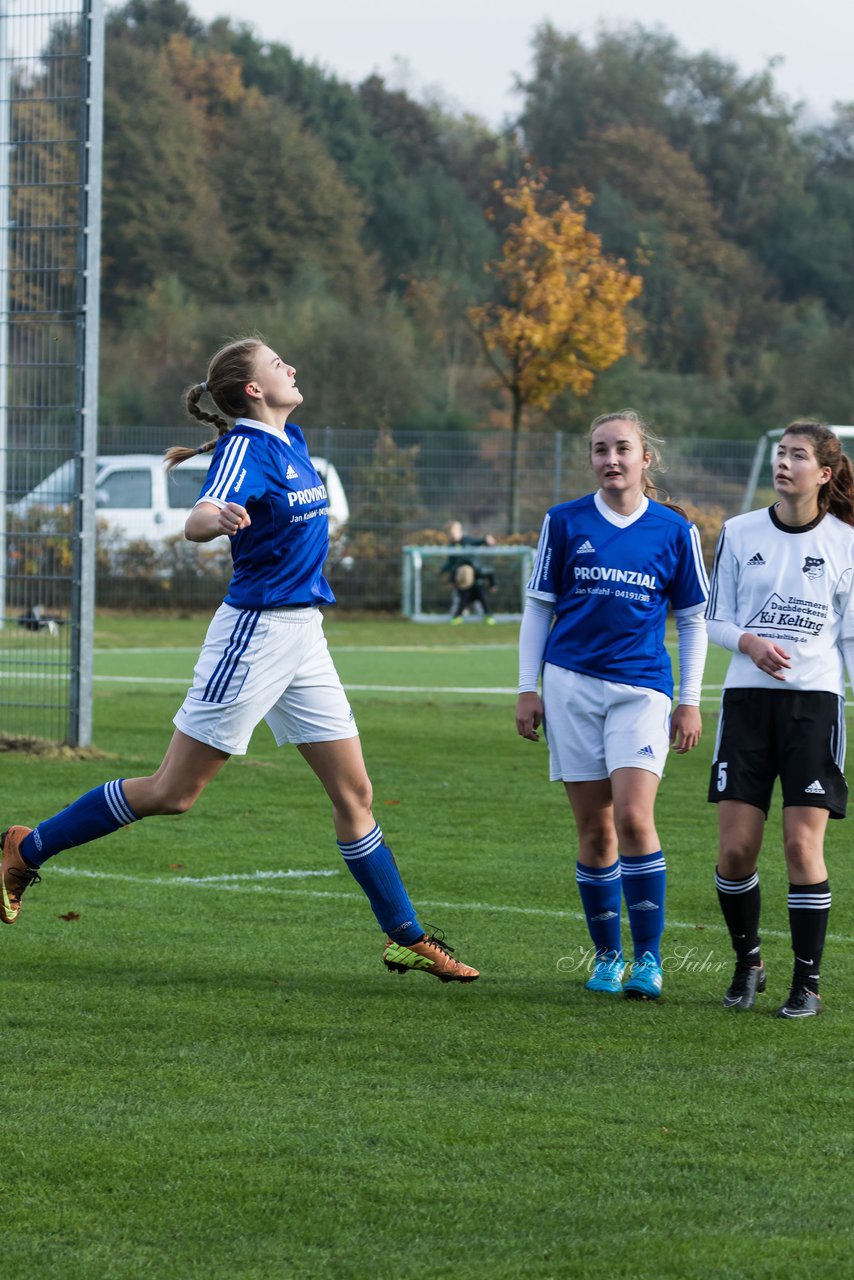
[2,615,852,1278]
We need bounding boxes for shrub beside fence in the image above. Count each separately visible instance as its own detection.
[4,428,761,617]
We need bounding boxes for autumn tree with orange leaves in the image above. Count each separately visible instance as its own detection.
[470,173,643,531]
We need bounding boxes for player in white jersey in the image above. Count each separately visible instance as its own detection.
[707,421,854,1017]
[1,338,479,984]
[516,410,709,1000]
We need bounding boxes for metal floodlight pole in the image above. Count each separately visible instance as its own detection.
[68,0,104,746]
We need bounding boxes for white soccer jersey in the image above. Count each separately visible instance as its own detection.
[706,506,854,694]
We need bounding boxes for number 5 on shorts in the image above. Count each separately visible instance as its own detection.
[716,761,728,793]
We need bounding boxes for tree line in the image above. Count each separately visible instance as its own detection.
[89,3,854,438]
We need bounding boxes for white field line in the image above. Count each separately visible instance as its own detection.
[48,864,854,945]
[84,644,521,656]
[52,866,337,885]
[0,667,735,699]
[1,669,834,707]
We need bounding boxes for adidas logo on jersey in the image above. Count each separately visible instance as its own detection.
[635,744,655,758]
[747,552,765,566]
[286,464,299,479]
[577,539,595,554]
[630,900,659,912]
[805,779,826,795]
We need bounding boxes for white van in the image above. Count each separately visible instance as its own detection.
[14,452,350,543]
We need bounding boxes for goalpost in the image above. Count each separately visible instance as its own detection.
[402,544,536,623]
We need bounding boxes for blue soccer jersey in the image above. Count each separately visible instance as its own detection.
[527,493,708,697]
[195,418,335,610]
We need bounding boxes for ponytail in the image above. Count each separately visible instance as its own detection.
[164,383,230,471]
[164,337,265,472]
[827,454,854,527]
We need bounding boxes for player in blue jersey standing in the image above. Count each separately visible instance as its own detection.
[516,410,709,999]
[1,337,479,984]
[707,421,854,1017]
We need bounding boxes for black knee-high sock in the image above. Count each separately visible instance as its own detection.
[715,869,761,964]
[788,880,831,993]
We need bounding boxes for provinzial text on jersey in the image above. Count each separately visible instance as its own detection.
[288,484,328,507]
[574,566,657,589]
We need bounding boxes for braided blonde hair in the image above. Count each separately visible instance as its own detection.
[165,337,264,471]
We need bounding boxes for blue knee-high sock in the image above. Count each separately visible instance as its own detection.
[621,851,666,964]
[337,824,424,944]
[576,860,623,959]
[20,780,140,868]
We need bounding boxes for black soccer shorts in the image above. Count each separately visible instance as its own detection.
[708,687,848,819]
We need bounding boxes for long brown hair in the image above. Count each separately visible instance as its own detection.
[589,409,685,516]
[782,420,854,527]
[165,337,264,471]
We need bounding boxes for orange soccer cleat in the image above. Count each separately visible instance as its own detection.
[0,827,39,924]
[383,929,480,983]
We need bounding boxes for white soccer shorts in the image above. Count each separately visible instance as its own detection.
[542,664,672,782]
[173,603,358,755]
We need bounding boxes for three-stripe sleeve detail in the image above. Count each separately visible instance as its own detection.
[204,435,250,503]
[706,528,727,619]
[689,522,710,595]
[527,514,551,592]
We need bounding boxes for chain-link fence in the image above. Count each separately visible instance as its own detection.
[0,0,103,744]
[6,424,759,618]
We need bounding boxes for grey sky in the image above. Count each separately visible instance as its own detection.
[178,0,852,125]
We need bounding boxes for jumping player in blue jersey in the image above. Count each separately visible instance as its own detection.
[516,410,709,999]
[1,337,479,984]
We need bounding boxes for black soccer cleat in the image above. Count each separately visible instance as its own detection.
[722,959,766,1012]
[775,985,822,1019]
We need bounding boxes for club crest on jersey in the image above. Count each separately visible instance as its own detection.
[802,556,825,580]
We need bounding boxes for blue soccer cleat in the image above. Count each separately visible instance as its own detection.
[585,950,625,994]
[624,951,663,1000]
